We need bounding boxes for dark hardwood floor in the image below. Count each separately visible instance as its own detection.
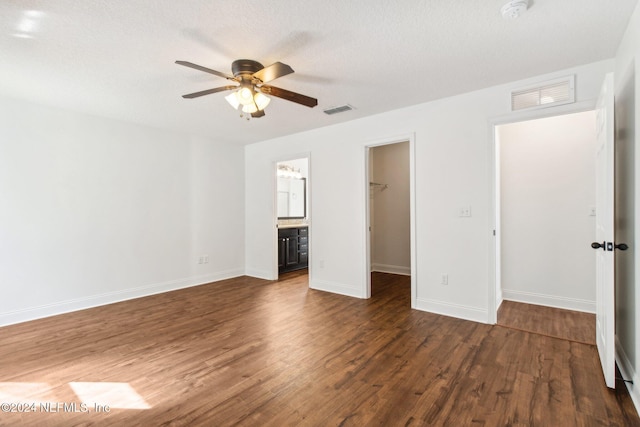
[0,271,637,426]
[497,300,596,345]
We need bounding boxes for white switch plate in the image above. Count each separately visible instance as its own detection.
[440,274,448,286]
[589,206,596,217]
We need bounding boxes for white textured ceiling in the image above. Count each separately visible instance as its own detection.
[0,0,637,145]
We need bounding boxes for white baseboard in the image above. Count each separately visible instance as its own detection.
[371,263,411,276]
[415,297,489,324]
[310,279,364,299]
[245,268,275,281]
[502,289,595,313]
[0,268,244,327]
[616,336,640,414]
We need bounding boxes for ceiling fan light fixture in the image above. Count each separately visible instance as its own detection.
[242,92,271,114]
[237,87,254,106]
[225,92,240,109]
[225,90,271,114]
[254,92,270,110]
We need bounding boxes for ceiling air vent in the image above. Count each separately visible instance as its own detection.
[511,75,575,111]
[323,104,354,115]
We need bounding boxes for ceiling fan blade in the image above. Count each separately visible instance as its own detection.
[182,85,237,99]
[253,62,294,83]
[251,110,266,118]
[260,85,317,108]
[175,61,235,81]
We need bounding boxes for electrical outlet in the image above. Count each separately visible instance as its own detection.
[198,256,203,264]
[440,274,448,286]
[459,206,471,217]
[204,255,209,264]
[589,206,596,217]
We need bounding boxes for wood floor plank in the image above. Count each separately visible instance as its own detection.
[0,271,637,426]
[497,300,596,344]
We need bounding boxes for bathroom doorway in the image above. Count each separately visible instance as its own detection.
[275,157,310,280]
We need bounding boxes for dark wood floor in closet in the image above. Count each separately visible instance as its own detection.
[498,300,596,345]
[0,271,637,426]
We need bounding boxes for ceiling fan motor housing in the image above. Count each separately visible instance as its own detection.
[232,59,264,78]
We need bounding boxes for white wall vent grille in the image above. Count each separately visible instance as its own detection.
[511,75,575,111]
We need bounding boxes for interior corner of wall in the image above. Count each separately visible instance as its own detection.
[615,335,640,414]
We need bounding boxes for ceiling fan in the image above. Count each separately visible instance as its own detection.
[175,59,318,118]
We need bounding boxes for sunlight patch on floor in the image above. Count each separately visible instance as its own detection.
[0,382,56,403]
[69,382,151,409]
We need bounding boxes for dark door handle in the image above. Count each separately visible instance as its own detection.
[615,243,629,251]
[591,241,606,250]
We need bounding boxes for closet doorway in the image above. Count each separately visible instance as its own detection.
[494,110,598,330]
[366,140,413,303]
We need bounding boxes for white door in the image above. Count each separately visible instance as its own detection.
[593,72,615,389]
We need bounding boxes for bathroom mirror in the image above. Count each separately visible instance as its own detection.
[277,177,306,219]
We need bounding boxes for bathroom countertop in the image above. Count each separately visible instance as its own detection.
[277,223,309,229]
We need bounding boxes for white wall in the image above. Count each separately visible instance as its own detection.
[498,112,597,312]
[245,59,613,323]
[371,142,410,275]
[613,0,640,412]
[0,96,245,326]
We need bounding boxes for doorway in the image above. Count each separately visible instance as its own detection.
[365,138,415,305]
[275,156,310,281]
[493,110,598,338]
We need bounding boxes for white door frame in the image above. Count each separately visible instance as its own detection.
[363,133,417,306]
[272,152,312,281]
[488,100,597,324]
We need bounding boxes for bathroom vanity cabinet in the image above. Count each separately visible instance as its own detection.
[278,226,308,273]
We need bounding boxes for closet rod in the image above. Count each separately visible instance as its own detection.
[369,182,389,189]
